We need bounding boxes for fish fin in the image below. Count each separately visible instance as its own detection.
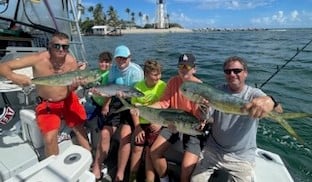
[113,97,134,114]
[269,113,304,144]
[114,106,129,114]
[277,112,312,119]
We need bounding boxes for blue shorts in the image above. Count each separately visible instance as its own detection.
[84,97,106,129]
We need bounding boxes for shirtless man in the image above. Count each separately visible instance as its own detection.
[0,32,91,157]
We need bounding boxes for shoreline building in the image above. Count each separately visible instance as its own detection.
[155,0,169,29]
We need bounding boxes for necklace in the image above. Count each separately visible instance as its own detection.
[51,60,65,74]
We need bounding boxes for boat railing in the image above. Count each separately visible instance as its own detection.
[53,0,87,63]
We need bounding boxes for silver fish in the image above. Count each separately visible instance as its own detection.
[116,97,202,136]
[90,84,145,98]
[31,68,100,86]
[180,82,312,144]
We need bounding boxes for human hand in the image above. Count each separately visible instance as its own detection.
[78,62,88,70]
[72,75,91,87]
[201,98,210,107]
[196,120,207,131]
[101,105,109,116]
[88,87,105,96]
[130,108,139,116]
[242,96,274,118]
[167,122,178,133]
[134,126,145,144]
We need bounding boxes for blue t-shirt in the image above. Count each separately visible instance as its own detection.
[108,62,144,87]
[207,84,265,162]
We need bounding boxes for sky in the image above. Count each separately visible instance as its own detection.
[83,0,312,29]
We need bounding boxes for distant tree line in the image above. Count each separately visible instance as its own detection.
[79,3,182,34]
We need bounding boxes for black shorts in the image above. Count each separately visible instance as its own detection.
[99,97,134,129]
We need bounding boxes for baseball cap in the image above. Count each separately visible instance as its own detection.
[178,53,195,67]
[114,45,131,58]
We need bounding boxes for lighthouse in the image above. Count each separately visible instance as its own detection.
[155,0,168,29]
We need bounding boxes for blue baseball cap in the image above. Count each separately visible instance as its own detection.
[114,45,131,58]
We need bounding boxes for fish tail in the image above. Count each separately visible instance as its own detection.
[113,97,133,114]
[268,113,304,144]
[277,112,312,119]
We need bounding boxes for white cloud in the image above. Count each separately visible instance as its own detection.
[251,10,312,27]
[290,10,300,21]
[272,11,286,23]
[174,0,275,10]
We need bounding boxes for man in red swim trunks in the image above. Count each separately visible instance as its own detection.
[0,32,91,157]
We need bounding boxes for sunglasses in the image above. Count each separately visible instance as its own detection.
[116,57,128,61]
[52,43,70,51]
[178,64,193,70]
[224,68,244,75]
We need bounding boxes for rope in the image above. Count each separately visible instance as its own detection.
[258,38,312,89]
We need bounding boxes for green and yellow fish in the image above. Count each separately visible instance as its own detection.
[180,82,312,144]
[116,97,202,136]
[31,68,100,86]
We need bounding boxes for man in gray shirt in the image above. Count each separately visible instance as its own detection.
[191,56,278,182]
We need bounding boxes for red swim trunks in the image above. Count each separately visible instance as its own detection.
[35,92,86,134]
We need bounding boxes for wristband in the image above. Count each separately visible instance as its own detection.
[268,95,278,108]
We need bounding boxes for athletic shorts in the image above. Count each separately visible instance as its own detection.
[134,124,162,147]
[159,127,202,156]
[35,92,86,134]
[84,97,106,129]
[99,97,134,129]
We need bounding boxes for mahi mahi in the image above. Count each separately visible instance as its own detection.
[180,82,312,144]
[31,68,100,86]
[90,84,145,98]
[116,97,202,136]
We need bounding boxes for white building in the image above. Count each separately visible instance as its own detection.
[155,0,168,29]
[91,25,114,35]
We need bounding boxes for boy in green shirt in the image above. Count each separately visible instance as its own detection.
[129,60,167,182]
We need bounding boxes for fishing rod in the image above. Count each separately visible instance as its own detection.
[258,38,312,89]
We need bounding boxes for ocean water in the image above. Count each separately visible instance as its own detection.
[83,28,312,182]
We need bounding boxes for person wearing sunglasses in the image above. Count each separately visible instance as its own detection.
[0,32,91,158]
[91,45,144,182]
[148,53,209,182]
[191,56,283,182]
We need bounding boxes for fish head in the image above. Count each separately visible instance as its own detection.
[133,90,145,97]
[180,81,203,103]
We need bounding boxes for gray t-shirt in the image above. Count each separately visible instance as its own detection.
[207,84,265,162]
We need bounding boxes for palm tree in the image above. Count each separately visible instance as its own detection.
[93,3,105,25]
[125,8,131,22]
[145,15,149,24]
[166,14,170,28]
[88,6,93,13]
[131,12,135,28]
[107,6,120,30]
[138,12,143,27]
[87,6,94,25]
